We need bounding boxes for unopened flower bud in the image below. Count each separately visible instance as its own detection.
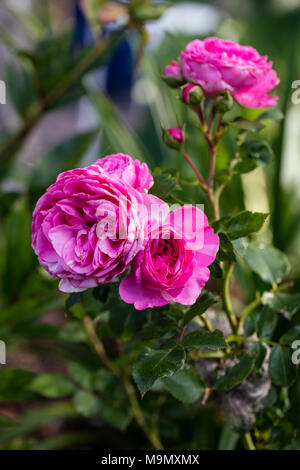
[163,61,185,88]
[162,127,186,150]
[181,84,204,105]
[214,89,234,113]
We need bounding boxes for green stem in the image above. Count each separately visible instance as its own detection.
[83,317,163,450]
[238,296,261,334]
[242,432,256,450]
[223,264,238,333]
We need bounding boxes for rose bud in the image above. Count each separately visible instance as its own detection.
[163,60,185,88]
[214,89,234,113]
[181,83,204,105]
[162,127,186,150]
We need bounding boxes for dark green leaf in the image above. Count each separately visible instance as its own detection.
[244,242,290,285]
[182,329,227,350]
[161,368,205,403]
[213,211,268,240]
[0,369,36,402]
[234,157,258,174]
[280,326,300,344]
[257,306,279,340]
[241,139,273,166]
[132,346,185,397]
[269,346,297,387]
[209,260,223,279]
[28,373,75,398]
[184,291,219,326]
[215,356,255,392]
[149,172,178,200]
[217,233,236,262]
[262,292,300,320]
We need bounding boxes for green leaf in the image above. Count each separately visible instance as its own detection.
[216,233,236,262]
[213,211,268,240]
[244,242,290,285]
[182,329,227,350]
[68,363,94,390]
[215,356,255,392]
[132,346,185,397]
[59,321,87,342]
[209,260,223,279]
[257,306,279,340]
[230,116,265,132]
[184,291,219,326]
[100,399,132,431]
[0,369,36,402]
[233,158,258,174]
[249,342,267,371]
[0,414,14,428]
[241,139,273,166]
[73,390,101,417]
[257,109,284,122]
[269,346,297,387]
[262,292,300,320]
[161,368,205,403]
[149,172,178,200]
[280,326,300,344]
[28,373,75,398]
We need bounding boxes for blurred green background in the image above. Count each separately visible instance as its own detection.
[0,0,299,450]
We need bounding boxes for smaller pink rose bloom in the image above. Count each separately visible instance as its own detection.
[164,60,184,82]
[96,153,153,193]
[180,37,280,108]
[119,206,219,310]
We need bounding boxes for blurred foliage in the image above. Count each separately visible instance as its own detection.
[0,0,299,451]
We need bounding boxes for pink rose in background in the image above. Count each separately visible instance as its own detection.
[96,153,153,193]
[119,206,219,310]
[164,60,184,83]
[32,161,154,293]
[179,37,279,108]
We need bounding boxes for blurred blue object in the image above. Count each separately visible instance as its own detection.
[73,0,94,50]
[72,0,134,109]
[106,37,134,108]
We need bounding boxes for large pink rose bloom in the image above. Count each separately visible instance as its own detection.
[96,153,153,193]
[179,37,279,108]
[119,206,219,310]
[32,161,154,293]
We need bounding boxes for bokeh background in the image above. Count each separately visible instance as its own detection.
[0,0,300,450]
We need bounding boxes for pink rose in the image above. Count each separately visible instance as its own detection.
[179,37,279,108]
[32,161,154,293]
[96,153,153,193]
[119,206,219,310]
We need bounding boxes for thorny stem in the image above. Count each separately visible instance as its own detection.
[83,316,164,450]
